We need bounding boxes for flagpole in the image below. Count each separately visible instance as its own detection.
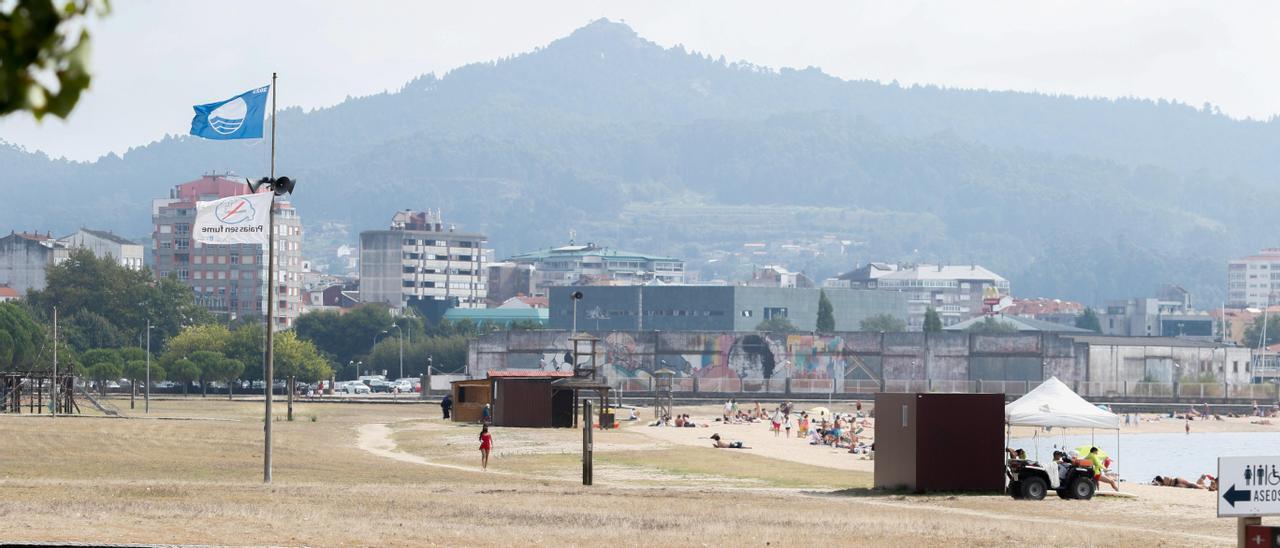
[263,71,277,484]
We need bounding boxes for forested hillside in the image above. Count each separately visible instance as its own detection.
[2,18,1276,304]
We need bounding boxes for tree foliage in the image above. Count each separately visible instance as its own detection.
[1244,315,1280,349]
[368,335,469,377]
[26,250,212,354]
[860,313,907,332]
[755,316,798,333]
[816,290,835,333]
[0,0,108,120]
[1075,308,1102,333]
[271,331,332,382]
[965,317,1020,334]
[167,358,199,395]
[0,302,44,370]
[922,307,943,332]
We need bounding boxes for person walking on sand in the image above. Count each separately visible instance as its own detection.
[482,403,492,425]
[479,425,493,470]
[783,412,793,438]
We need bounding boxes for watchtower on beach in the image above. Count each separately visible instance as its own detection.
[653,368,674,420]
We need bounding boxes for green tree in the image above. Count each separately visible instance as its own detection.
[206,357,244,400]
[81,348,121,396]
[272,331,333,383]
[369,334,470,376]
[167,358,199,396]
[161,324,230,370]
[1075,308,1102,333]
[755,316,798,333]
[860,313,907,332]
[26,250,212,353]
[1244,315,1280,348]
[121,359,146,409]
[0,302,44,370]
[295,304,397,366]
[224,323,262,379]
[0,0,108,120]
[923,307,943,332]
[816,290,835,332]
[190,350,224,397]
[966,317,1020,334]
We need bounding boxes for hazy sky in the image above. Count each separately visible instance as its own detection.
[2,0,1277,161]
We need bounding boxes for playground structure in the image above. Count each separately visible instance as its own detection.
[1,372,80,415]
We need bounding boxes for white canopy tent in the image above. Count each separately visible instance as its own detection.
[1005,377,1122,479]
[1006,377,1119,429]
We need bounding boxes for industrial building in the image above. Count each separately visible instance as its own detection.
[359,209,488,310]
[506,242,685,296]
[547,285,909,332]
[825,263,1010,329]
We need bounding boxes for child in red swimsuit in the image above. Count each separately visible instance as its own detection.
[479,426,492,470]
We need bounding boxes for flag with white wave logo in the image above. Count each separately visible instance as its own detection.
[190,85,269,140]
[193,192,274,245]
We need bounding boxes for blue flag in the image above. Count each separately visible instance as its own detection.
[190,85,270,140]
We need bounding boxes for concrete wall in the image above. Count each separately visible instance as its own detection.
[1086,344,1254,384]
[469,330,1255,388]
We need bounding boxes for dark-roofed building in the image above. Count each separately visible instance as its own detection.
[59,228,144,270]
[0,231,69,296]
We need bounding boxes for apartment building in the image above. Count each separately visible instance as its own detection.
[152,174,304,328]
[1228,249,1280,308]
[506,242,685,296]
[359,209,488,310]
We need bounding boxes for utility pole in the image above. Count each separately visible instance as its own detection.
[145,318,151,413]
[51,307,57,415]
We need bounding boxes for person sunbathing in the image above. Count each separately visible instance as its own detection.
[710,433,746,449]
[1151,475,1204,489]
[1197,474,1218,491]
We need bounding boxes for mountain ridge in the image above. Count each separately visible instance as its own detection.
[1,18,1273,305]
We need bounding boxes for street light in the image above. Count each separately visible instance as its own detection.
[391,324,404,380]
[348,360,363,381]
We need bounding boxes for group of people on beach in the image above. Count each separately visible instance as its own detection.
[705,399,873,456]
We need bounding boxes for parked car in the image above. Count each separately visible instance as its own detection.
[340,382,371,395]
[367,380,395,393]
[392,380,414,393]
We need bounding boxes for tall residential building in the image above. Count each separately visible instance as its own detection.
[359,209,488,310]
[825,263,1010,329]
[58,228,144,270]
[1228,249,1280,308]
[152,174,304,329]
[0,231,69,296]
[506,242,685,297]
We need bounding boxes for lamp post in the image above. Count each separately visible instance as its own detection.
[145,318,155,413]
[348,360,363,381]
[391,324,404,380]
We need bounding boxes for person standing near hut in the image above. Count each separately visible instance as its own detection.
[482,403,492,425]
[479,426,493,470]
[441,393,453,419]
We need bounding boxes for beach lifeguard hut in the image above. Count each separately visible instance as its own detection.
[653,368,674,420]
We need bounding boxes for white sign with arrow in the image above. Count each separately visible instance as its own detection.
[1218,456,1280,518]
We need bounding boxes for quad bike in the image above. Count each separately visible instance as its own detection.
[1006,458,1096,501]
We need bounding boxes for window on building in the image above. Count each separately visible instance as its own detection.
[741,310,753,318]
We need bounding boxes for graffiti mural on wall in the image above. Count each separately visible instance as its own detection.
[479,331,885,380]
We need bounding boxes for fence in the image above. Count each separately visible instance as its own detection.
[603,376,1279,401]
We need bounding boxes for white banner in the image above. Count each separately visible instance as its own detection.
[192,192,273,245]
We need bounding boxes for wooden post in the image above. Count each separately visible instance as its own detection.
[582,399,593,486]
[287,375,294,422]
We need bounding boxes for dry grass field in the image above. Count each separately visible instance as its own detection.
[0,398,1238,546]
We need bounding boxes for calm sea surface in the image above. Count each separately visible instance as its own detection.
[1008,431,1280,484]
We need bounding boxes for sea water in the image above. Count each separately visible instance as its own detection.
[1008,431,1280,484]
